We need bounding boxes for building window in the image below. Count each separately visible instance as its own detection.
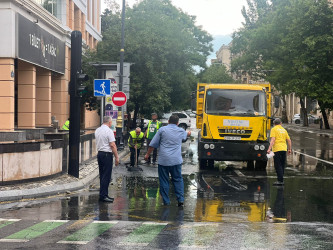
[33,0,62,19]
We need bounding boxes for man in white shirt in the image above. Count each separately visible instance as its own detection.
[95,116,119,202]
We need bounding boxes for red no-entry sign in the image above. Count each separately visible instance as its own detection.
[112,91,127,107]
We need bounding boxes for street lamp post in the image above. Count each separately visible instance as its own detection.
[116,0,126,148]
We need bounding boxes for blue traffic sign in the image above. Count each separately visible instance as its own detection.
[94,79,111,96]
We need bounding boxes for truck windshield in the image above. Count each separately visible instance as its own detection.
[205,89,266,116]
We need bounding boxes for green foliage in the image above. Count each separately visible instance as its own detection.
[231,0,333,111]
[199,64,234,83]
[83,0,212,117]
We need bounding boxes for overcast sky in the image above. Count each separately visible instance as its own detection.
[101,0,248,36]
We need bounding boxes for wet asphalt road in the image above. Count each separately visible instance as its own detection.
[0,127,332,249]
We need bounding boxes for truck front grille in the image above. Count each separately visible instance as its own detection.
[218,128,252,139]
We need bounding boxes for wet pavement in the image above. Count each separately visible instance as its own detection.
[0,127,332,249]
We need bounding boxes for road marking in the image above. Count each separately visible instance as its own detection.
[0,239,29,243]
[0,219,20,229]
[293,151,333,165]
[118,222,166,246]
[0,221,66,242]
[180,223,218,248]
[58,221,117,244]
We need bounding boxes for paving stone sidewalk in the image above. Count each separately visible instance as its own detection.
[0,149,129,202]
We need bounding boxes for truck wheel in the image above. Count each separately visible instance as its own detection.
[179,123,187,130]
[247,161,254,170]
[199,159,207,169]
[255,160,267,170]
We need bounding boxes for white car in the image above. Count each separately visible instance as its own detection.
[292,114,301,124]
[161,112,191,130]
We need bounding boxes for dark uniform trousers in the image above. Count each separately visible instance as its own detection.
[146,139,157,163]
[274,151,287,182]
[97,151,113,198]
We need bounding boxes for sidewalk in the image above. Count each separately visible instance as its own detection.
[284,123,333,136]
[0,149,129,202]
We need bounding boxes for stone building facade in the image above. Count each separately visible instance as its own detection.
[0,0,102,134]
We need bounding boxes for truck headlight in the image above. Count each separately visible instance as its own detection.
[260,145,265,150]
[254,145,260,150]
[204,144,209,149]
[210,144,215,149]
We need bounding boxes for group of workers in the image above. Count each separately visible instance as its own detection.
[95,113,190,206]
[127,113,161,167]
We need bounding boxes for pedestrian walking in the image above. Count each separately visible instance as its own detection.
[267,118,292,186]
[128,127,145,167]
[145,113,162,165]
[95,116,119,202]
[144,115,191,207]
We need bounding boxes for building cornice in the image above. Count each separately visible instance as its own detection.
[12,0,68,35]
[86,20,102,41]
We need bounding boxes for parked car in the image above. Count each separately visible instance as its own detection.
[292,114,320,124]
[160,112,191,130]
[292,114,301,124]
[185,109,196,118]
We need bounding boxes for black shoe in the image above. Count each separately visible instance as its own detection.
[100,197,114,202]
[178,202,184,207]
[107,196,114,201]
[273,181,284,186]
[152,162,157,165]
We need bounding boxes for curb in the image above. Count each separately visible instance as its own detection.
[0,149,129,202]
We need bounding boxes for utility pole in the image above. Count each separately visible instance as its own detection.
[116,0,126,148]
[68,31,88,177]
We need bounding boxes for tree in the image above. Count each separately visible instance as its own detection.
[231,0,333,128]
[199,64,234,83]
[84,0,212,124]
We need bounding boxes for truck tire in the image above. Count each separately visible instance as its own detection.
[179,123,187,130]
[255,160,267,170]
[247,161,254,170]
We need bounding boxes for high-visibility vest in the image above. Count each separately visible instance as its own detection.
[128,130,144,148]
[62,120,70,130]
[146,120,161,138]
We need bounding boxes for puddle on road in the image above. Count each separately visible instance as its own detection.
[2,169,332,224]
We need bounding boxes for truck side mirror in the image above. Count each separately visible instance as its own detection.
[191,91,196,111]
[274,96,280,109]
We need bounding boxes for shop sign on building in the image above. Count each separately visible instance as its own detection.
[17,14,65,74]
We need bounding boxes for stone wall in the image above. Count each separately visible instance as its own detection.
[0,140,63,184]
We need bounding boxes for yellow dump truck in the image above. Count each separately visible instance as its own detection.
[193,83,278,169]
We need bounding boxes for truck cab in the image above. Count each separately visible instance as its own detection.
[194,83,274,170]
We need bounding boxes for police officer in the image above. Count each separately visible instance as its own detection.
[145,113,162,164]
[128,127,145,167]
[62,118,70,130]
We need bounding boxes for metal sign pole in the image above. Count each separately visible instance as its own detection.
[101,97,104,124]
[116,0,126,148]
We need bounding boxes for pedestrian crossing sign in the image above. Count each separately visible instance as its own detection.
[94,79,111,96]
